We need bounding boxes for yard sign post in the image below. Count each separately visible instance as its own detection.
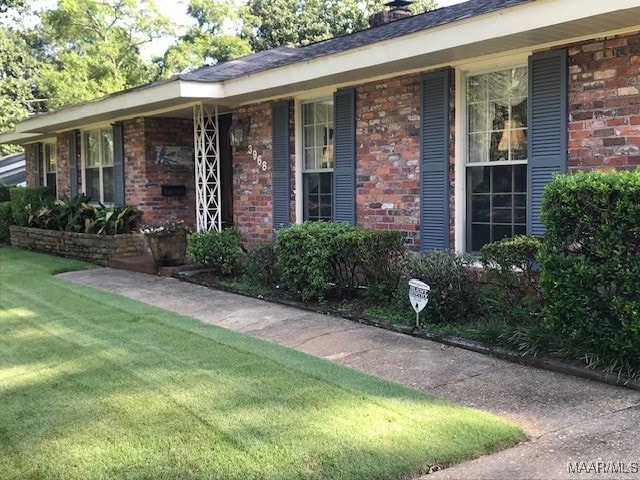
[408,279,430,329]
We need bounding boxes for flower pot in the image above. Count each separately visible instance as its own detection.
[146,231,187,266]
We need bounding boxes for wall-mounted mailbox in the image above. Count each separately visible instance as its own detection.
[161,185,186,196]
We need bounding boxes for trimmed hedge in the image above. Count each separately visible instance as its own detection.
[275,222,406,301]
[539,169,640,375]
[187,228,244,275]
[0,202,13,244]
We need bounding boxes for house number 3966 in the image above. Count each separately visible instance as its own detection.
[248,145,267,171]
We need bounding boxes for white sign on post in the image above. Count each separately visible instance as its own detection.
[408,279,430,328]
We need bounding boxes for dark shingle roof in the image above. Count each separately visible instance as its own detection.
[181,0,534,83]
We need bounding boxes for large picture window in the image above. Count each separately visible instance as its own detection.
[302,99,334,221]
[83,128,114,204]
[466,66,528,251]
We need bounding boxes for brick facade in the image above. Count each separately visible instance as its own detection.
[568,32,640,172]
[55,132,70,197]
[232,102,286,244]
[123,117,196,228]
[19,30,640,251]
[355,74,423,249]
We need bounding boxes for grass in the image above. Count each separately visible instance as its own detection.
[0,248,526,480]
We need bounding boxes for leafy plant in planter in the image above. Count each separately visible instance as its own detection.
[90,205,141,235]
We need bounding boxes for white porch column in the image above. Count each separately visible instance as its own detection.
[193,103,222,232]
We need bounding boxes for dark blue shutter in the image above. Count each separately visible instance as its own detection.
[33,142,42,186]
[69,130,79,198]
[420,69,451,252]
[272,100,291,232]
[528,49,567,235]
[333,87,356,225]
[112,122,125,206]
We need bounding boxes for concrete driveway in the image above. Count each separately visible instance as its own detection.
[59,268,640,480]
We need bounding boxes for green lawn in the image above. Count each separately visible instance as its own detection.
[0,247,526,480]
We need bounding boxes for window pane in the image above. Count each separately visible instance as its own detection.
[468,133,488,163]
[85,169,101,201]
[303,99,334,220]
[102,130,113,166]
[469,166,490,193]
[467,67,528,165]
[45,144,57,172]
[103,167,114,203]
[514,165,527,191]
[471,194,490,222]
[492,165,512,193]
[303,172,332,222]
[46,173,57,197]
[492,225,512,243]
[466,164,527,251]
[471,224,490,252]
[85,132,100,167]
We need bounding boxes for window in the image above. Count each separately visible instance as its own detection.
[83,128,114,204]
[302,100,333,221]
[44,143,57,196]
[466,66,528,251]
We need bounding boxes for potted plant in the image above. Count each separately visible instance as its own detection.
[140,220,190,266]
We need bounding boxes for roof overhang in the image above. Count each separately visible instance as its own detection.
[2,0,639,145]
[220,0,640,103]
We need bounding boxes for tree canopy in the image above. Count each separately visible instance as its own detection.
[1,0,439,152]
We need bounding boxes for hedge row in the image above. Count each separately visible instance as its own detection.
[539,169,640,375]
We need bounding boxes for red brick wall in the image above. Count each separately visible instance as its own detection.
[123,117,196,228]
[568,32,640,172]
[232,102,289,246]
[355,72,456,250]
[355,74,423,249]
[24,143,37,187]
[56,132,69,197]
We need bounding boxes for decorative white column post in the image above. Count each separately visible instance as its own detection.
[193,103,222,232]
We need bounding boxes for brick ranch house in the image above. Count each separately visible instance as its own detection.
[2,0,639,253]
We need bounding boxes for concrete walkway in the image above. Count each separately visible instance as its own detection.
[59,268,640,480]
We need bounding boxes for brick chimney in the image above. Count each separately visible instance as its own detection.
[369,0,413,28]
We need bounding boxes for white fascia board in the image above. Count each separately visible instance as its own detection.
[223,0,640,100]
[14,80,224,135]
[0,132,42,145]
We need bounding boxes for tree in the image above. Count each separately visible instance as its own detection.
[0,26,45,155]
[37,0,174,109]
[158,0,252,77]
[241,0,437,52]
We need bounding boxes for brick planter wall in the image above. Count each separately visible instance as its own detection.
[10,226,146,266]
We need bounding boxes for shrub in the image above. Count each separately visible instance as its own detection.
[402,249,480,325]
[243,241,281,288]
[9,186,55,227]
[538,169,640,376]
[0,183,12,203]
[187,228,244,275]
[90,205,141,234]
[332,227,406,300]
[0,202,13,244]
[275,222,406,301]
[276,222,352,301]
[480,234,542,301]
